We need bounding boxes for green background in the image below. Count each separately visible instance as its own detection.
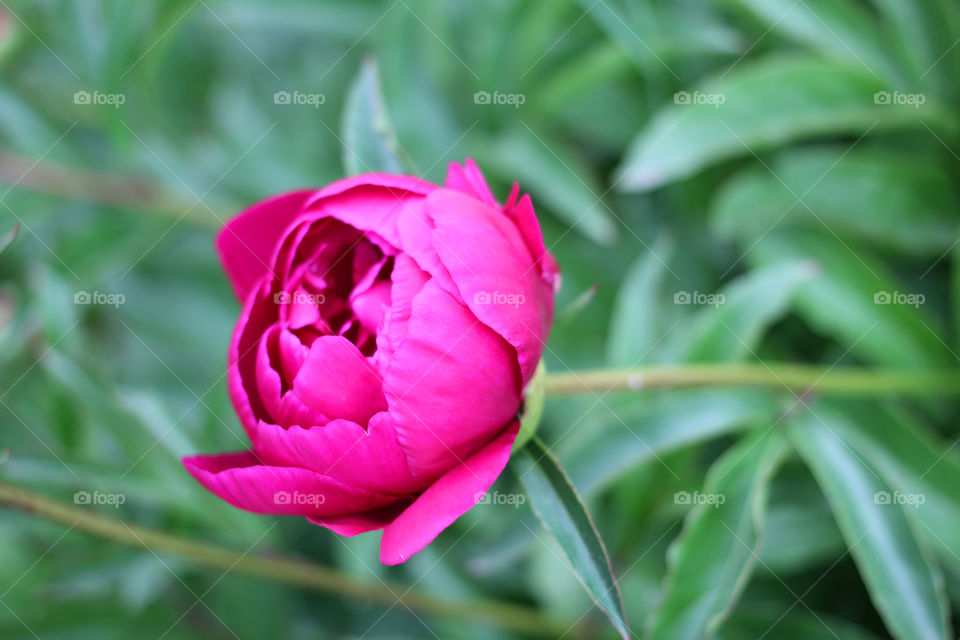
[1,1,959,638]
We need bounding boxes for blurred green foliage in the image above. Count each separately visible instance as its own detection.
[1,0,959,638]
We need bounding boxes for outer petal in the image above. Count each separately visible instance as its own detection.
[302,174,436,250]
[426,188,551,384]
[293,335,387,426]
[310,173,435,202]
[183,451,399,517]
[379,421,520,565]
[252,413,422,495]
[506,191,561,292]
[382,279,521,479]
[217,190,316,301]
[308,501,412,536]
[228,279,275,440]
[394,200,459,296]
[444,158,497,207]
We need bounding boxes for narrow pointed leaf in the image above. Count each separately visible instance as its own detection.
[644,429,789,640]
[567,389,783,495]
[822,399,960,576]
[788,407,950,640]
[341,57,405,176]
[615,57,956,191]
[513,437,629,639]
[673,260,817,362]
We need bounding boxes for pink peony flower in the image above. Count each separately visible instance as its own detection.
[184,159,558,564]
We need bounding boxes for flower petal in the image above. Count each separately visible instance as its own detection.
[183,451,399,517]
[217,191,316,301]
[445,158,497,207]
[293,335,387,426]
[382,279,521,479]
[395,201,459,296]
[303,175,435,250]
[228,280,275,440]
[253,412,421,494]
[308,501,412,536]
[506,192,561,291]
[373,254,429,370]
[379,421,520,565]
[426,188,552,385]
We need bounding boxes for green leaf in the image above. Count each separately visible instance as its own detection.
[824,400,960,577]
[953,246,960,349]
[644,429,789,640]
[723,0,901,82]
[580,0,741,68]
[513,438,629,639]
[788,407,951,640]
[341,57,405,176]
[674,260,817,362]
[745,230,951,369]
[479,126,618,245]
[606,235,674,367]
[215,2,383,40]
[873,0,960,100]
[555,283,599,326]
[711,146,959,256]
[566,389,783,495]
[718,607,882,640]
[0,222,18,253]
[615,56,957,191]
[759,467,845,572]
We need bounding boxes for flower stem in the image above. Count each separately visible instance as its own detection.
[0,480,573,638]
[0,151,226,227]
[544,364,960,397]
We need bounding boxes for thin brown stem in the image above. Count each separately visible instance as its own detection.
[0,480,574,638]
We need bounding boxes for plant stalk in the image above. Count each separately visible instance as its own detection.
[544,364,960,396]
[0,480,573,638]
